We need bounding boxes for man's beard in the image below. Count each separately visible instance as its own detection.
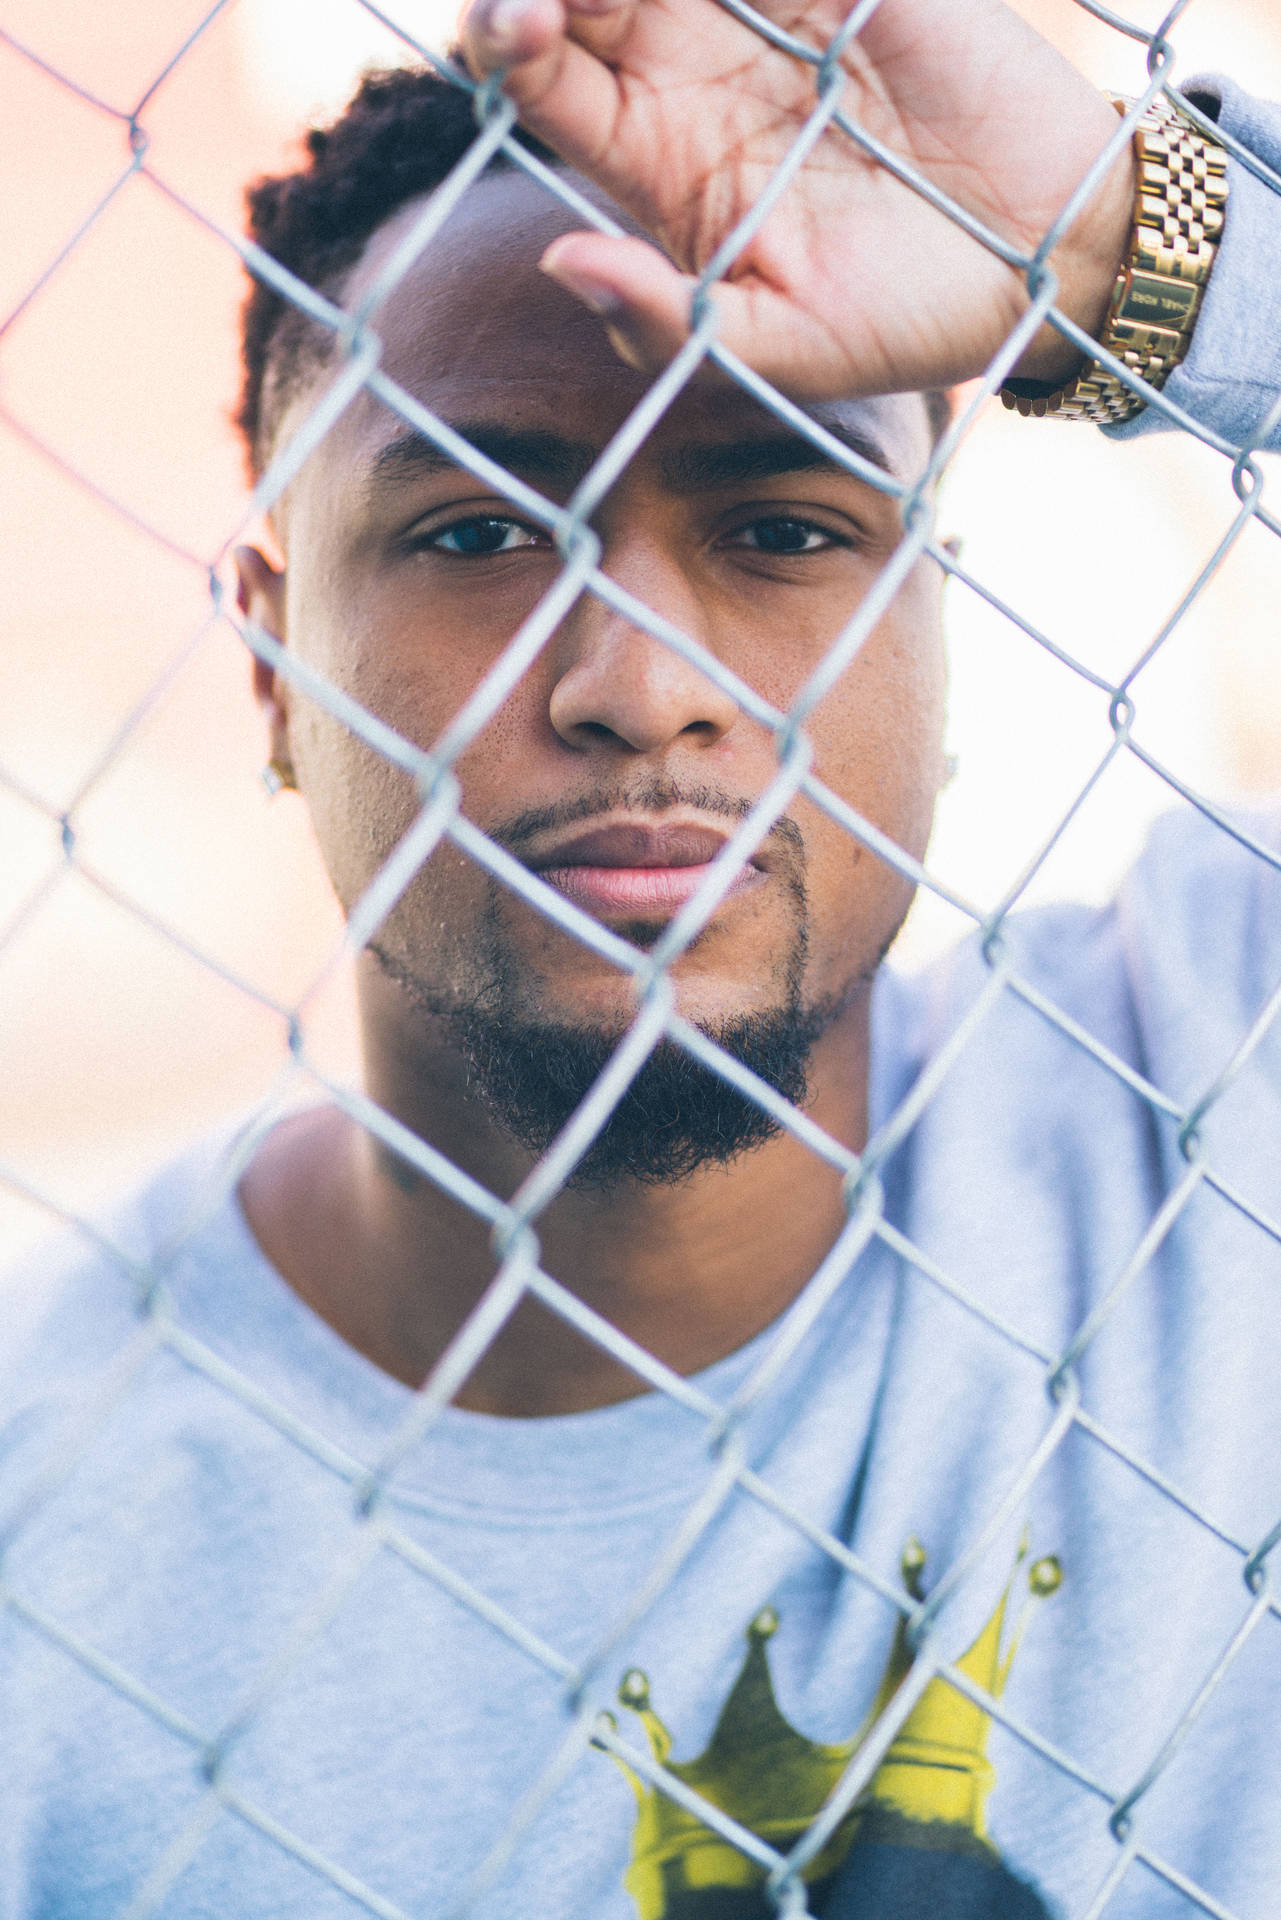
[369,783,846,1190]
[431,997,835,1188]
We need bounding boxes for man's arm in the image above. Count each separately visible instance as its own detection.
[1108,79,1281,452]
[460,0,1281,450]
[459,0,1134,404]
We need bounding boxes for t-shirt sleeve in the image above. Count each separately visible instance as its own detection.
[1106,77,1281,451]
[1116,806,1281,1123]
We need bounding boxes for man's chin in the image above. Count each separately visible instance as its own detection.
[432,1003,837,1189]
[365,878,843,1187]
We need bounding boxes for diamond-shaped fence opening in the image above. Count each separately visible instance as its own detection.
[4,2,1281,1917]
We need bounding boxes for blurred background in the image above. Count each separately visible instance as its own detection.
[2,0,1280,1262]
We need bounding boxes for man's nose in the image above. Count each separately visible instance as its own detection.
[547,537,741,754]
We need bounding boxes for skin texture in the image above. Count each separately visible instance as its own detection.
[460,0,1138,401]
[236,172,946,1413]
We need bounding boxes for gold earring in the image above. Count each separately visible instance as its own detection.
[261,754,297,796]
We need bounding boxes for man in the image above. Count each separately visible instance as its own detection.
[4,1,1281,1915]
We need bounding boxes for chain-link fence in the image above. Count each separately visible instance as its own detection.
[5,2,1281,1916]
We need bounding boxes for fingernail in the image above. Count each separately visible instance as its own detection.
[479,0,531,50]
[539,255,623,317]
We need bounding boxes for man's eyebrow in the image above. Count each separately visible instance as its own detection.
[656,427,894,493]
[362,418,896,504]
[364,424,597,497]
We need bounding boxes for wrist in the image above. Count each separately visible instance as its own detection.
[1002,94,1228,423]
[1009,133,1138,389]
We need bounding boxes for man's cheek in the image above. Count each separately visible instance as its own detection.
[814,683,941,843]
[296,722,424,912]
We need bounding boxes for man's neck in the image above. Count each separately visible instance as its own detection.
[238,998,870,1416]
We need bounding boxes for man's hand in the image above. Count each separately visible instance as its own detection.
[460,0,1136,404]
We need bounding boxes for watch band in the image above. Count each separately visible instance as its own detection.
[1001,93,1229,424]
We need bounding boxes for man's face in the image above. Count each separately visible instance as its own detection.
[255,168,946,1164]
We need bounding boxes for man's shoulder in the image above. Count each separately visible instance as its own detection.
[0,1108,410,1522]
[880,802,1281,1093]
[0,1127,252,1434]
[1117,801,1281,980]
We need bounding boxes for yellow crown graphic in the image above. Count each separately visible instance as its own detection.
[604,1537,1061,1920]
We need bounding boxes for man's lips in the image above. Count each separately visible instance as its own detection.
[523,820,766,919]
[537,861,765,916]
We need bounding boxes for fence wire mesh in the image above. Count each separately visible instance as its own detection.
[4,1,1281,1917]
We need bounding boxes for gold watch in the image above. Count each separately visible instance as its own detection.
[1001,93,1229,424]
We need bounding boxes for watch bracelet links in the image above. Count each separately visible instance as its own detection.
[1000,93,1229,424]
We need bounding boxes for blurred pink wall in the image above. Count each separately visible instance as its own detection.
[1,0,358,1256]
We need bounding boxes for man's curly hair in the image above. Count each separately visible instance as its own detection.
[238,61,950,481]
[238,63,553,478]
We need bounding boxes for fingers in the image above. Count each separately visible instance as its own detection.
[461,0,636,89]
[461,0,564,79]
[540,232,856,402]
[460,0,637,183]
[540,232,697,372]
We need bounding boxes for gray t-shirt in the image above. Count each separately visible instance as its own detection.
[5,808,1281,1920]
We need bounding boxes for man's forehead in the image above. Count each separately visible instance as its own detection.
[358,403,908,509]
[301,168,929,490]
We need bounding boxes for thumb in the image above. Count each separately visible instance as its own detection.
[539,231,700,372]
[540,230,858,401]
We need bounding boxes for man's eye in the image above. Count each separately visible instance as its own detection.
[426,516,546,555]
[725,518,839,554]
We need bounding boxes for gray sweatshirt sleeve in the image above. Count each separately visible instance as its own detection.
[1106,77,1281,450]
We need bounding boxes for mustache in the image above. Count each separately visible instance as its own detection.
[489,780,806,871]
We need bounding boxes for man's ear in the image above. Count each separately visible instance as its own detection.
[235,544,291,769]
